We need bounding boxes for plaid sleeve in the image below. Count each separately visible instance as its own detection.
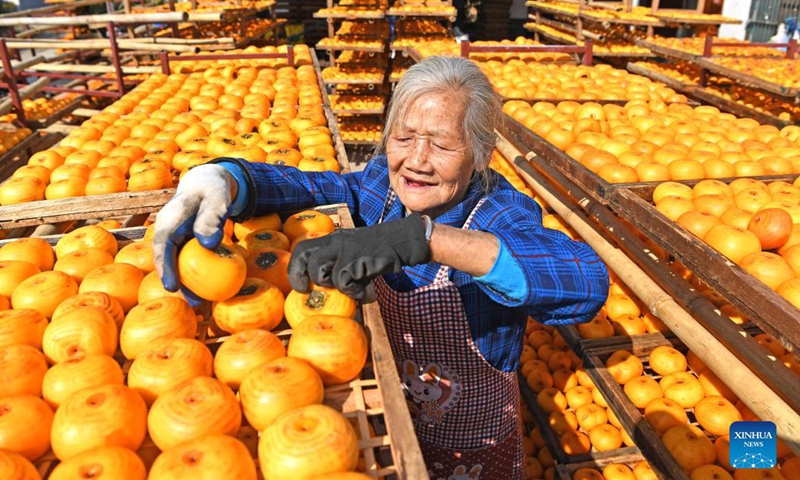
[471,181,609,326]
[220,158,364,223]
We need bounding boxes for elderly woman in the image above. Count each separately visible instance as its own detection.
[154,55,608,479]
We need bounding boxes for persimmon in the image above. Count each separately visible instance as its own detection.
[42,353,123,408]
[559,430,591,456]
[56,225,118,259]
[128,338,213,406]
[739,252,795,290]
[0,238,55,271]
[0,345,48,397]
[79,263,144,313]
[0,309,47,349]
[112,241,154,274]
[577,317,614,339]
[28,150,65,170]
[53,248,114,284]
[12,270,78,318]
[284,285,356,328]
[148,434,256,480]
[258,404,358,480]
[212,278,285,333]
[43,306,118,364]
[695,396,742,436]
[548,409,578,435]
[649,346,687,376]
[602,464,637,480]
[704,225,762,264]
[745,208,793,250]
[662,424,716,473]
[589,424,623,452]
[120,297,197,360]
[574,403,606,431]
[573,467,604,480]
[691,465,733,480]
[137,270,185,304]
[624,375,663,408]
[660,371,704,408]
[605,350,644,384]
[147,376,241,451]
[48,447,147,480]
[678,211,721,239]
[239,229,290,252]
[0,450,39,480]
[283,210,335,241]
[51,384,147,460]
[288,314,367,386]
[13,165,51,186]
[0,394,54,460]
[52,291,124,329]
[754,333,786,357]
[644,398,689,435]
[177,239,246,302]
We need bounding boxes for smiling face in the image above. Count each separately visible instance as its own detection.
[386,92,475,219]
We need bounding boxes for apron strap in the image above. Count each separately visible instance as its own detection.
[434,196,488,283]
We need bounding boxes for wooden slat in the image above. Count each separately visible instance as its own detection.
[0,190,175,230]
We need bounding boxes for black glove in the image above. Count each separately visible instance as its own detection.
[288,213,431,299]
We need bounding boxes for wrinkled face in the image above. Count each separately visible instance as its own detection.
[386,93,474,219]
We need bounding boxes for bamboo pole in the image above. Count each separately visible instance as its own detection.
[0,77,51,116]
[185,12,226,22]
[0,55,46,78]
[0,0,107,18]
[494,133,800,458]
[0,12,189,27]
[15,26,66,38]
[3,39,199,53]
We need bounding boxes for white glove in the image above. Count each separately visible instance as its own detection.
[153,164,236,296]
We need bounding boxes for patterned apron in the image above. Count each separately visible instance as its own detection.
[374,191,525,480]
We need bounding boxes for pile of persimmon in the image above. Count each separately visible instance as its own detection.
[0,127,32,158]
[386,2,457,15]
[651,178,800,307]
[317,37,384,49]
[329,94,385,111]
[711,57,800,90]
[315,5,386,17]
[519,317,639,462]
[321,65,385,82]
[0,95,79,124]
[505,100,800,183]
[525,24,652,56]
[0,210,377,479]
[335,20,390,36]
[489,150,537,199]
[0,53,341,206]
[337,115,383,142]
[644,36,784,58]
[606,345,798,478]
[488,63,686,101]
[396,17,450,36]
[159,19,286,43]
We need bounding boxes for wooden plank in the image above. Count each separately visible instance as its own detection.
[362,301,429,480]
[610,187,800,354]
[636,39,699,62]
[0,190,175,230]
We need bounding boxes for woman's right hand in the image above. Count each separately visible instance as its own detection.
[153,164,237,294]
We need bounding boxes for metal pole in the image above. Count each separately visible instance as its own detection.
[0,39,27,126]
[287,44,294,68]
[160,51,171,75]
[107,22,126,96]
[460,40,470,58]
[583,40,593,65]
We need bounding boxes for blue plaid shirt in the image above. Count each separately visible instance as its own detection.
[224,155,608,372]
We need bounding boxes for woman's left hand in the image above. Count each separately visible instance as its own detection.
[288,213,431,299]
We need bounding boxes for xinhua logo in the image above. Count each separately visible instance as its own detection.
[729,421,777,469]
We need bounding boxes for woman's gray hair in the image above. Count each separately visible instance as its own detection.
[376,55,501,193]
